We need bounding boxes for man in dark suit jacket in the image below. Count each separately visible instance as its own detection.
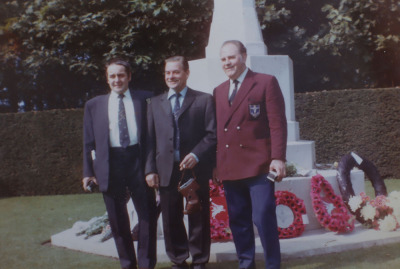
[145,56,216,269]
[82,58,157,269]
[213,40,287,269]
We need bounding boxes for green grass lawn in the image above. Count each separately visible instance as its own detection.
[1,179,400,269]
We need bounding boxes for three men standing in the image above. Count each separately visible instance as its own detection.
[82,59,157,269]
[213,40,287,269]
[82,40,286,269]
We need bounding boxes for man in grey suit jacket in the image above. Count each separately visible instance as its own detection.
[82,58,157,269]
[145,56,217,269]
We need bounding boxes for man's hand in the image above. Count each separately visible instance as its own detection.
[212,167,222,186]
[82,177,97,192]
[179,154,198,171]
[269,160,286,182]
[146,173,159,188]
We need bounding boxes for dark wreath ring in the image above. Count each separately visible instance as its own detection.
[336,152,387,223]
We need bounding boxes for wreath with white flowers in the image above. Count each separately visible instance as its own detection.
[348,191,400,231]
[336,152,392,228]
[275,191,307,239]
[337,153,400,231]
[310,174,354,233]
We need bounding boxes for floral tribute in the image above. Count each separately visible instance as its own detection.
[209,179,233,241]
[275,191,307,239]
[348,191,400,232]
[310,174,354,233]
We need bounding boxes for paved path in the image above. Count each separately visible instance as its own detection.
[51,224,400,263]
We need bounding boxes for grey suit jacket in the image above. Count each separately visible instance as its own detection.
[83,89,152,192]
[145,88,217,187]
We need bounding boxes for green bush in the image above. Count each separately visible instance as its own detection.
[296,88,400,178]
[0,109,84,197]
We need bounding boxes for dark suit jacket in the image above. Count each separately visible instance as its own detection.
[213,69,287,181]
[145,88,217,187]
[83,89,152,192]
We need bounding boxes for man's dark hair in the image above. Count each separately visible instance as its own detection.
[105,58,132,76]
[165,56,189,71]
[221,40,247,54]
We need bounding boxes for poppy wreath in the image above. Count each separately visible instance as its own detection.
[275,190,307,239]
[336,152,388,224]
[209,180,233,241]
[310,174,354,233]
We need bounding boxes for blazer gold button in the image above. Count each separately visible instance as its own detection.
[240,144,243,147]
[225,144,229,148]
[224,128,228,132]
[237,126,241,130]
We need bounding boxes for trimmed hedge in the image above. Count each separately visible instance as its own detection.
[0,109,84,197]
[1,88,399,197]
[295,88,400,178]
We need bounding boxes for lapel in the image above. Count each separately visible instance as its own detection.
[98,94,110,136]
[130,90,142,142]
[160,92,174,128]
[176,88,196,119]
[217,81,231,125]
[224,70,256,127]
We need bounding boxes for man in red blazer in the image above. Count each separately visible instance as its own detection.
[82,58,157,269]
[213,40,287,269]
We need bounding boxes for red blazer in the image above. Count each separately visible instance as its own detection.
[213,70,287,181]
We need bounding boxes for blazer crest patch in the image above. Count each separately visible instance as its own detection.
[249,104,261,119]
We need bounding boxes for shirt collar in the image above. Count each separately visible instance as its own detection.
[110,89,132,99]
[168,86,188,100]
[231,67,248,85]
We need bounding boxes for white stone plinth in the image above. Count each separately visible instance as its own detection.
[206,0,267,58]
[286,140,315,170]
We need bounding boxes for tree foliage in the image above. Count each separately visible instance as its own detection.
[0,0,399,112]
[301,0,400,88]
[1,0,213,111]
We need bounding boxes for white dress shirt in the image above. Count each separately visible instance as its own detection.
[108,90,138,147]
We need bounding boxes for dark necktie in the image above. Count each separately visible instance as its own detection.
[118,94,130,148]
[173,92,181,114]
[172,93,181,151]
[229,80,239,106]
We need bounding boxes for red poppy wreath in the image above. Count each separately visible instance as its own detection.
[310,174,354,233]
[275,190,307,239]
[209,180,232,241]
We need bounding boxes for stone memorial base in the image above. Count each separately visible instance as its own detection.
[51,169,383,263]
[51,224,400,263]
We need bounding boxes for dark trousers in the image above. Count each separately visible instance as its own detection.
[223,174,281,269]
[159,164,210,266]
[103,145,157,269]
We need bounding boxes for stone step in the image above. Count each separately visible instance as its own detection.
[51,224,400,263]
